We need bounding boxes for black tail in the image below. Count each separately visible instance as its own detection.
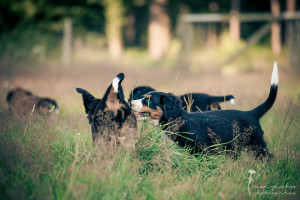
[210,95,235,104]
[249,62,278,119]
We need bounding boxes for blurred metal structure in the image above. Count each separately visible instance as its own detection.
[178,12,300,69]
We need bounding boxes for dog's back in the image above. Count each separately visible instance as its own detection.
[180,93,235,112]
[6,87,58,117]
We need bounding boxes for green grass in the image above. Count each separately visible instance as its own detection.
[0,106,299,200]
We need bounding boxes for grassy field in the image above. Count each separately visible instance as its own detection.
[0,57,299,199]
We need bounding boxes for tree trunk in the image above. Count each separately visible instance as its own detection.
[285,0,296,48]
[270,0,281,55]
[104,0,123,60]
[148,0,171,61]
[206,24,217,49]
[286,0,296,13]
[229,0,240,41]
[124,14,135,45]
[62,18,72,67]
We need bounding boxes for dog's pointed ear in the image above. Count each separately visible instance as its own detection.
[104,73,125,103]
[161,93,181,120]
[76,88,99,114]
[112,73,125,99]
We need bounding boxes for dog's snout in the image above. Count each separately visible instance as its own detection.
[131,100,143,112]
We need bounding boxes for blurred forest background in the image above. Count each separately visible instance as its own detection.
[0,0,300,73]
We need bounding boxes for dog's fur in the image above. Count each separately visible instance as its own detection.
[77,73,137,150]
[6,87,58,117]
[128,86,234,112]
[131,63,278,158]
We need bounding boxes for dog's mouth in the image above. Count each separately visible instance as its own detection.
[134,112,150,120]
[133,111,159,125]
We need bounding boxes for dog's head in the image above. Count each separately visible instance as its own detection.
[131,91,182,121]
[77,73,137,148]
[128,86,156,102]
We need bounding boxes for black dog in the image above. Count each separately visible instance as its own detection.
[128,86,234,112]
[180,93,234,112]
[6,87,58,117]
[131,63,278,158]
[77,73,137,149]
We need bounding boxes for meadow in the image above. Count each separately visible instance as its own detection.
[0,51,299,200]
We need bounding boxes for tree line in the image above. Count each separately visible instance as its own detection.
[0,0,298,62]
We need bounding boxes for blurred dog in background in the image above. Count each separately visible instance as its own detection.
[6,87,58,117]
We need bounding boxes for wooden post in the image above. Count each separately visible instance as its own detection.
[290,20,300,69]
[62,18,72,67]
[270,0,281,55]
[286,0,296,68]
[177,16,193,69]
[229,0,240,41]
[285,0,296,48]
[206,24,217,49]
[297,20,300,69]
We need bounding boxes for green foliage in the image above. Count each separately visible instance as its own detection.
[0,106,299,199]
[0,23,61,64]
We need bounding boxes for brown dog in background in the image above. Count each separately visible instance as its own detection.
[6,87,58,117]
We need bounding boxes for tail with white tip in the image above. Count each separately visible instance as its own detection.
[250,62,278,119]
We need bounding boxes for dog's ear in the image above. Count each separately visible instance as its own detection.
[76,88,99,114]
[111,73,125,100]
[103,73,125,103]
[161,93,181,120]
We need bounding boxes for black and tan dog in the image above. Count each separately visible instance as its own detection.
[6,87,58,117]
[77,73,137,150]
[131,63,278,158]
[128,86,234,112]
